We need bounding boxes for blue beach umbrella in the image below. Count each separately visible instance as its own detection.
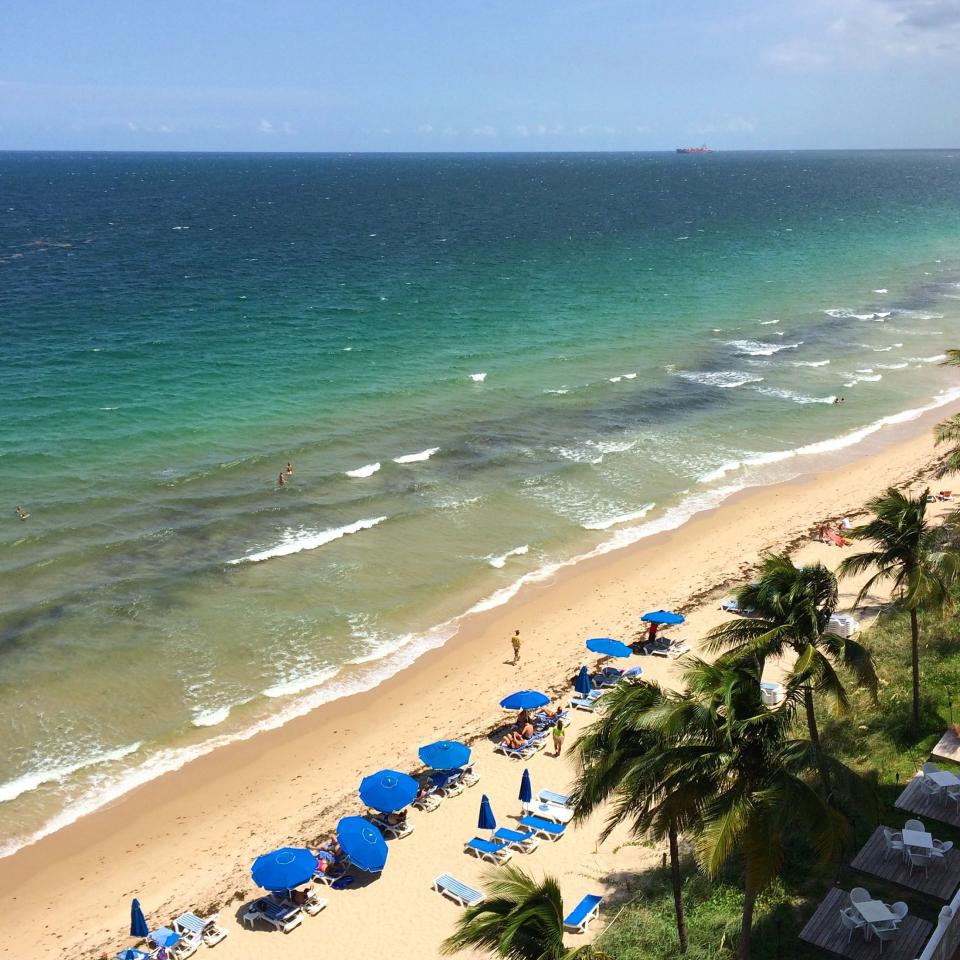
[251,847,319,891]
[117,950,149,960]
[585,637,633,659]
[519,769,533,807]
[575,665,593,697]
[148,929,181,950]
[418,740,471,771]
[478,794,497,831]
[359,769,419,812]
[499,690,550,711]
[130,898,149,939]
[641,610,685,625]
[337,816,388,873]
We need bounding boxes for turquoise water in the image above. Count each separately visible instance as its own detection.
[2,150,960,853]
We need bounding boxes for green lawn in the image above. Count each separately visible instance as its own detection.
[594,604,960,959]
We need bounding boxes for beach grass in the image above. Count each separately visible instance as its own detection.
[595,600,960,959]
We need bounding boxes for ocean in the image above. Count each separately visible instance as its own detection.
[2,149,959,855]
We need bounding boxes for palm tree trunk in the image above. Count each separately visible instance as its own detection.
[668,824,688,953]
[910,607,921,727]
[803,684,819,745]
[738,875,758,960]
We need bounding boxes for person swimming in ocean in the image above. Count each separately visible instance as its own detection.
[277,472,285,486]
[286,462,293,475]
[15,505,28,520]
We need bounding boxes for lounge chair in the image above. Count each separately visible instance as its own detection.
[529,800,573,823]
[519,814,566,841]
[272,888,328,917]
[369,811,415,839]
[430,769,466,797]
[412,782,443,811]
[252,898,302,933]
[494,826,541,853]
[433,873,484,907]
[312,853,348,886]
[465,836,513,864]
[570,696,598,712]
[172,912,228,947]
[563,893,603,933]
[939,491,954,501]
[646,638,690,659]
[539,789,571,806]
[458,763,481,787]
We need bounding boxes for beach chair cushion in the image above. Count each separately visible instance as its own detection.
[519,814,566,840]
[539,789,571,806]
[254,899,302,933]
[570,697,597,712]
[433,873,485,907]
[465,837,512,863]
[564,893,603,932]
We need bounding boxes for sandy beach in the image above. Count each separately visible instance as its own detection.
[3,398,959,960]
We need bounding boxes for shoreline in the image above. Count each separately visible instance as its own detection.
[3,396,960,959]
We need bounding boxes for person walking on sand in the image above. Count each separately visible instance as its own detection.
[552,718,566,757]
[511,628,522,665]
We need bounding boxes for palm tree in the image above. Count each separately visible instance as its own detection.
[706,553,877,744]
[934,351,960,475]
[440,866,608,960]
[838,487,960,726]
[639,659,872,960]
[570,680,691,952]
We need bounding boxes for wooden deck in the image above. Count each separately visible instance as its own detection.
[799,888,933,960]
[895,776,960,829]
[932,730,960,764]
[850,826,960,900]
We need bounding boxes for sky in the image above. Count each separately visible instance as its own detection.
[1,0,959,151]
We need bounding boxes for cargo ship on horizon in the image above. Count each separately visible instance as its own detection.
[676,145,714,154]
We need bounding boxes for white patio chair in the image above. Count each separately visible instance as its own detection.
[890,902,909,922]
[904,818,925,833]
[871,924,898,952]
[946,784,960,812]
[882,828,904,862]
[849,887,870,904]
[931,839,954,864]
[838,907,866,943]
[907,849,931,877]
[920,777,944,799]
[923,762,940,776]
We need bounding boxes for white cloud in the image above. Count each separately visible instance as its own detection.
[416,123,434,134]
[472,124,498,137]
[258,118,274,134]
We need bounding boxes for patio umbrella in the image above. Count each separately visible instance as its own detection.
[478,794,496,831]
[359,769,419,812]
[337,816,388,873]
[641,610,685,625]
[585,637,632,658]
[130,899,149,939]
[499,690,549,710]
[251,847,319,891]
[574,665,593,697]
[117,951,149,960]
[147,929,181,950]
[418,740,471,771]
[519,769,533,812]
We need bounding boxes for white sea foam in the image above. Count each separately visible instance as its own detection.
[676,370,765,389]
[876,362,909,370]
[345,462,381,478]
[544,388,570,395]
[609,376,622,383]
[191,706,233,728]
[908,354,947,363]
[581,503,656,530]
[0,742,142,805]
[759,319,780,325]
[726,339,802,356]
[843,374,883,386]
[794,359,830,367]
[624,372,637,379]
[227,516,387,564]
[824,307,891,321]
[264,666,341,699]
[874,288,888,293]
[393,447,439,464]
[753,386,837,404]
[470,372,487,382]
[488,544,530,568]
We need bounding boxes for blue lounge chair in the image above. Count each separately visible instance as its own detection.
[539,789,571,806]
[494,826,541,853]
[252,898,302,933]
[433,873,485,907]
[465,836,513,864]
[431,769,466,796]
[564,893,603,933]
[519,814,566,841]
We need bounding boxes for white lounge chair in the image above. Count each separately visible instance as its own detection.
[172,912,228,947]
[369,811,414,839]
[529,801,573,824]
[250,898,302,933]
[433,873,484,907]
[539,789,571,806]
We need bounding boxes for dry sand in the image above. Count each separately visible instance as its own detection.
[2,401,959,960]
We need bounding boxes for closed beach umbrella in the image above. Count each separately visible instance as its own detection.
[130,898,149,939]
[519,769,533,809]
[251,847,319,891]
[359,769,419,812]
[641,610,685,625]
[148,929,181,950]
[337,816,388,873]
[499,690,550,710]
[418,740,471,771]
[478,793,497,831]
[585,637,632,659]
[575,665,593,697]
